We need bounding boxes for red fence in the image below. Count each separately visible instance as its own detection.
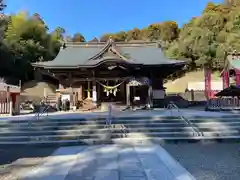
[0,102,11,114]
[0,91,12,115]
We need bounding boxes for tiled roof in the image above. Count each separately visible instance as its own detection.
[32,40,185,68]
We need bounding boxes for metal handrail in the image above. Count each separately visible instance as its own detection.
[105,104,112,128]
[167,101,203,137]
[105,104,128,137]
[34,96,51,120]
[35,105,50,120]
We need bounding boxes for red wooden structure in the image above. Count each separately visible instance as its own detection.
[0,83,21,115]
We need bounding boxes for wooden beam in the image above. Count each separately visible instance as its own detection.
[71,77,128,82]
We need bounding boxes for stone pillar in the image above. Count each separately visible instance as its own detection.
[87,81,91,99]
[92,80,97,105]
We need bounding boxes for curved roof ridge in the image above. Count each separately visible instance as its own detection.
[62,40,160,48]
[86,40,112,61]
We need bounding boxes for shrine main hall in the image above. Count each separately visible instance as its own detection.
[32,39,185,108]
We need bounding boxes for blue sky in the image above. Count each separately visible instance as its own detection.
[5,0,223,40]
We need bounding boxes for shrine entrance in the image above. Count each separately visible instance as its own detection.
[130,85,149,106]
[127,77,152,108]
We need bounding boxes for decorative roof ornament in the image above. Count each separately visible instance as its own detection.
[109,36,113,43]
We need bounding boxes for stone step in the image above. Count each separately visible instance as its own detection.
[0,116,184,123]
[0,119,190,128]
[0,122,192,131]
[0,135,239,146]
[0,130,238,142]
[0,119,184,127]
[2,117,240,127]
[0,132,239,146]
[1,120,240,131]
[0,125,239,137]
[1,116,240,126]
[2,114,240,124]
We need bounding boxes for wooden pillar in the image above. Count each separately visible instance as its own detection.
[147,75,153,108]
[97,82,100,101]
[92,80,97,104]
[222,70,229,89]
[126,83,130,106]
[14,94,20,115]
[78,85,82,101]
[9,100,13,116]
[204,67,212,99]
[120,82,125,102]
[87,81,91,99]
[235,69,240,86]
[148,84,153,108]
[70,87,74,107]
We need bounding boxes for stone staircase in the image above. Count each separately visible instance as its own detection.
[0,115,239,146]
[45,94,57,107]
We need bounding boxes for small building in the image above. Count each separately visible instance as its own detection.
[0,83,21,115]
[32,40,186,108]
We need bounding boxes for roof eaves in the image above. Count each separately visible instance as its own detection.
[31,58,143,69]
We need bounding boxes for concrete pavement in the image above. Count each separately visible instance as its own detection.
[20,145,196,180]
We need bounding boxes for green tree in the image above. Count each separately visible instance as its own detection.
[2,11,62,80]
[0,0,6,12]
[72,32,85,42]
[147,24,161,41]
[114,31,127,42]
[100,33,115,42]
[165,1,239,71]
[126,28,141,41]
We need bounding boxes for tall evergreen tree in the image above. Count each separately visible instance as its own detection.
[0,0,6,12]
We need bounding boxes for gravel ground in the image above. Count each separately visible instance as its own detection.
[163,142,240,180]
[0,146,57,180]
